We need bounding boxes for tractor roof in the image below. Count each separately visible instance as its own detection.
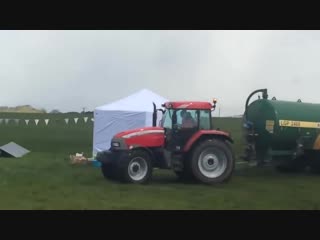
[162,101,213,110]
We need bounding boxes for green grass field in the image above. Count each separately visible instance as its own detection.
[1,114,320,209]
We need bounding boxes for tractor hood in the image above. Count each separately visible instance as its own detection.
[114,127,164,138]
[112,127,165,149]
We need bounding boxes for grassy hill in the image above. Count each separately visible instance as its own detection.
[0,105,46,113]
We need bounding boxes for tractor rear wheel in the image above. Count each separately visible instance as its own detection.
[190,139,235,184]
[119,149,153,184]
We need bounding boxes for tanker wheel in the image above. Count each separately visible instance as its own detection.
[190,139,235,184]
[101,162,118,180]
[119,150,153,184]
[309,159,320,174]
[276,156,307,173]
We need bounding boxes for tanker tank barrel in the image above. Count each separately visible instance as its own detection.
[243,88,320,172]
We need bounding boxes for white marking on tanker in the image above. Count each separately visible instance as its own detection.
[122,130,164,139]
[279,120,320,128]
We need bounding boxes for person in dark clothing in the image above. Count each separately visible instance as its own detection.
[182,111,196,128]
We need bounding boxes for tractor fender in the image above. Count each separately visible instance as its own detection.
[183,130,233,152]
[128,145,155,160]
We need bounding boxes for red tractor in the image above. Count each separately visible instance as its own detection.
[96,100,235,184]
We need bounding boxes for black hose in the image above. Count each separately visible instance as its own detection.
[244,89,268,118]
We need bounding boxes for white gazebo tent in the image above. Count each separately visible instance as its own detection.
[93,89,169,156]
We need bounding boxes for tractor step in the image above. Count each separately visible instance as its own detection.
[171,154,184,171]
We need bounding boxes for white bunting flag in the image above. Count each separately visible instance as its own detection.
[65,118,69,124]
[5,119,9,124]
[35,119,39,126]
[25,119,30,125]
[74,118,79,124]
[84,117,88,123]
[14,119,19,124]
[0,119,3,124]
[45,119,49,125]
[91,118,94,122]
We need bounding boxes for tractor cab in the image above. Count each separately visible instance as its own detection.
[154,100,217,153]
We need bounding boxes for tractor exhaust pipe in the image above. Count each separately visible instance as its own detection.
[152,102,157,127]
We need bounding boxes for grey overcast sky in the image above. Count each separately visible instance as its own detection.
[1,30,320,116]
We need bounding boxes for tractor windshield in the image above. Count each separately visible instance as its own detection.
[160,109,211,130]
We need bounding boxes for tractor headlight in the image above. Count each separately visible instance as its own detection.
[112,142,120,147]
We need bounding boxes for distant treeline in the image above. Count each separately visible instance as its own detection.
[0,105,93,115]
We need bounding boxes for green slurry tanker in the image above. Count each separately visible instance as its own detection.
[243,88,320,172]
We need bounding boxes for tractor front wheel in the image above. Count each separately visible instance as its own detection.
[190,139,235,184]
[119,150,153,184]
